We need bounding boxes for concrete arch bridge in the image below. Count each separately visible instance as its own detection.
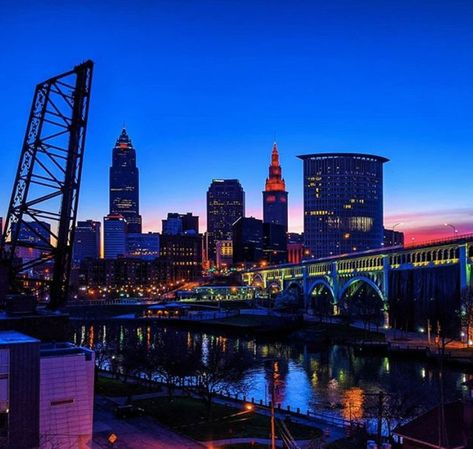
[242,235,473,332]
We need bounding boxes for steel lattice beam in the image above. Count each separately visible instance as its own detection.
[2,61,93,308]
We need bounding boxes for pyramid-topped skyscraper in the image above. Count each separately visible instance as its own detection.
[109,128,142,233]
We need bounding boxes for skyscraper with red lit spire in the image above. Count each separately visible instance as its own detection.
[263,142,288,229]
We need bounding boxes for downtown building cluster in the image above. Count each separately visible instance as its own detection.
[69,129,405,296]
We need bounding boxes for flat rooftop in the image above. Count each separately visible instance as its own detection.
[0,330,40,345]
[40,342,94,360]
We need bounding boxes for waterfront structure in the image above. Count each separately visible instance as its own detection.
[242,235,473,335]
[298,153,388,259]
[159,233,203,281]
[127,232,160,260]
[384,227,405,247]
[215,240,233,269]
[192,285,257,301]
[79,257,157,290]
[263,142,288,228]
[162,212,199,235]
[73,220,101,263]
[109,129,142,233]
[104,214,127,259]
[0,331,94,449]
[207,179,245,263]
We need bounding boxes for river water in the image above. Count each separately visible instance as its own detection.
[71,320,472,425]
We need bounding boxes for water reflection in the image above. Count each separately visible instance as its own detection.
[72,321,470,421]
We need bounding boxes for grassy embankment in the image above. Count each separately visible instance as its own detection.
[134,396,321,442]
[96,376,321,442]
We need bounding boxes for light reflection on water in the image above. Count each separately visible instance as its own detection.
[72,322,472,420]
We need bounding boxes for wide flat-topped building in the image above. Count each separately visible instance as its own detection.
[298,152,388,259]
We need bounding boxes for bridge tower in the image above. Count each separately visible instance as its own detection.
[1,61,94,309]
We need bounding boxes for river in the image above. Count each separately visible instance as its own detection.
[71,320,472,426]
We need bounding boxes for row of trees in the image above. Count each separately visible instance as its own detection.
[94,332,255,416]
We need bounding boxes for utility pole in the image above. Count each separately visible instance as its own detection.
[270,360,276,449]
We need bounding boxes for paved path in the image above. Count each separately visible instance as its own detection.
[202,437,319,448]
[93,396,204,449]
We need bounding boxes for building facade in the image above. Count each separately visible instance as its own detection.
[127,232,160,260]
[232,217,264,266]
[73,220,101,263]
[0,331,94,449]
[263,142,288,229]
[298,153,388,259]
[159,233,203,282]
[109,129,142,233]
[104,214,127,259]
[215,240,233,269]
[162,212,199,235]
[207,179,245,263]
[384,227,405,247]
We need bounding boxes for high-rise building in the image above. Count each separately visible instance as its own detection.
[127,232,160,260]
[263,142,288,229]
[109,128,142,233]
[104,214,127,259]
[73,220,101,263]
[162,213,199,235]
[232,217,264,266]
[263,222,287,265]
[298,153,388,258]
[207,179,245,263]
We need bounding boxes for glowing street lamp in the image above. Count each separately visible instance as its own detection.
[444,223,458,237]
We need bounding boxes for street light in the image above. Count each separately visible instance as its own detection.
[444,223,458,237]
[392,222,403,231]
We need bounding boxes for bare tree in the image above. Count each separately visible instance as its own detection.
[187,341,254,417]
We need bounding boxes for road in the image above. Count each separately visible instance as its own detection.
[93,396,204,449]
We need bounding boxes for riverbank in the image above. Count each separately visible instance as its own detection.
[95,375,334,448]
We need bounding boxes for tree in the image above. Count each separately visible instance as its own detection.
[154,331,199,401]
[187,340,254,417]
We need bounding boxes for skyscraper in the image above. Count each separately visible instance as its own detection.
[73,220,101,263]
[263,142,288,229]
[298,153,388,259]
[109,129,142,233]
[206,179,245,263]
[103,214,127,259]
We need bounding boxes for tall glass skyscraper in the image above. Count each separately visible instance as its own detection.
[263,142,288,229]
[206,179,245,263]
[298,153,388,259]
[109,129,142,233]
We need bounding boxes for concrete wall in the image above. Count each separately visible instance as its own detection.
[39,351,95,449]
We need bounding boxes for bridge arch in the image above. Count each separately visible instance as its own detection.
[307,278,336,316]
[338,276,386,324]
[250,273,265,288]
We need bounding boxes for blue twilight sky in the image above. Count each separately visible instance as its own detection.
[1,0,472,239]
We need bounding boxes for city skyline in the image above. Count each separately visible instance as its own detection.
[1,1,473,242]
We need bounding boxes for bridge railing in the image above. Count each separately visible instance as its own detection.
[404,232,473,249]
